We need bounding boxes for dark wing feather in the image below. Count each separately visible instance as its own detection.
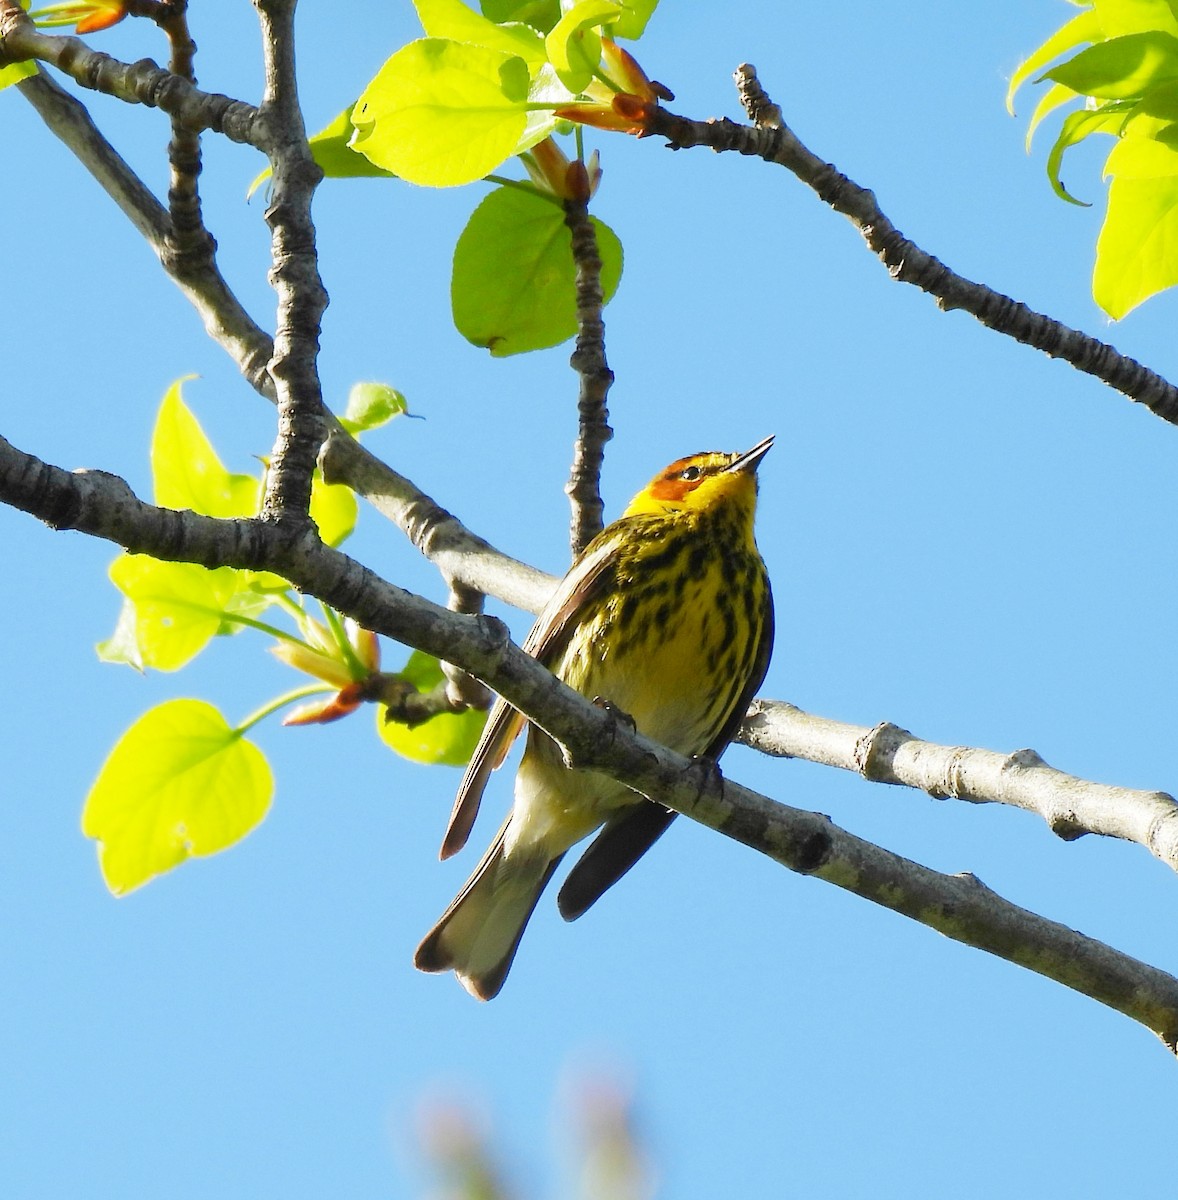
[557,578,775,918]
[438,532,625,859]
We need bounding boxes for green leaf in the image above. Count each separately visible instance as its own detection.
[108,556,246,671]
[340,381,408,434]
[1092,0,1178,39]
[1007,9,1100,114]
[376,652,488,766]
[0,60,37,92]
[413,0,547,61]
[153,378,260,518]
[1094,170,1178,315]
[481,0,561,32]
[452,184,623,355]
[350,39,532,187]
[247,106,395,199]
[612,0,657,39]
[1045,102,1132,202]
[1045,31,1178,99]
[1106,124,1178,173]
[545,0,618,91]
[1025,80,1080,150]
[309,469,357,547]
[83,699,273,895]
[95,598,145,670]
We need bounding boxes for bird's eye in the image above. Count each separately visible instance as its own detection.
[680,465,702,482]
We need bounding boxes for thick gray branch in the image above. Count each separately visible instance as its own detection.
[4,432,1178,1050]
[319,431,555,615]
[637,66,1178,426]
[253,0,328,523]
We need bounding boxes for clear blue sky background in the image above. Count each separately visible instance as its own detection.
[4,2,1178,1196]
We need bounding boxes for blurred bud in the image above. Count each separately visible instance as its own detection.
[281,683,365,727]
[27,1,126,32]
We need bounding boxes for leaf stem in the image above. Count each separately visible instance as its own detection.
[234,684,335,737]
[320,601,367,679]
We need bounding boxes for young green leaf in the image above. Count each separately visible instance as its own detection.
[340,381,409,434]
[1094,170,1178,315]
[309,469,358,547]
[1045,103,1133,202]
[413,0,548,62]
[95,598,145,669]
[545,0,619,92]
[452,184,622,355]
[82,699,273,895]
[481,0,561,32]
[1045,31,1178,100]
[350,38,533,187]
[153,378,260,518]
[377,652,488,765]
[611,0,657,40]
[247,106,395,199]
[1008,9,1100,114]
[1093,0,1178,40]
[108,556,248,671]
[0,60,38,91]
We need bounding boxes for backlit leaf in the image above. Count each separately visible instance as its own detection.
[0,61,37,91]
[545,0,618,91]
[1045,31,1178,99]
[340,381,408,434]
[152,378,260,518]
[377,652,488,766]
[413,0,547,61]
[351,39,532,187]
[1094,170,1178,314]
[1007,8,1100,114]
[83,699,272,895]
[108,556,246,671]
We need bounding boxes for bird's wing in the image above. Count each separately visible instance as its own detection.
[557,578,776,918]
[438,532,623,860]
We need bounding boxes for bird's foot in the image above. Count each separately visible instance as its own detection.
[591,696,637,734]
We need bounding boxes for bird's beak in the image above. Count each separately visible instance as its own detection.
[724,434,774,475]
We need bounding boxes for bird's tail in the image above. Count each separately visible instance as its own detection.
[414,820,561,1001]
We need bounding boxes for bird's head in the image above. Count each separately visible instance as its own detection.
[623,435,774,518]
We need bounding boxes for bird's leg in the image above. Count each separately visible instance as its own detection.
[688,755,725,802]
[591,695,638,733]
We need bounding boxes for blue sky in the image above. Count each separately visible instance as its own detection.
[4,2,1178,1196]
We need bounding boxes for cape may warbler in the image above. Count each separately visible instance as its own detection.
[415,436,775,999]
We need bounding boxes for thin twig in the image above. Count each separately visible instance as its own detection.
[636,66,1178,426]
[4,431,1178,1051]
[154,1,217,275]
[253,0,327,524]
[443,583,493,710]
[17,70,274,396]
[0,1,262,146]
[562,198,614,556]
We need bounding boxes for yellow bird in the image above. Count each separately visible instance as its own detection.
[415,436,775,999]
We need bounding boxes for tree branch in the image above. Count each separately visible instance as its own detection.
[253,0,327,523]
[17,70,274,397]
[0,2,263,146]
[636,65,1178,426]
[741,700,1178,875]
[153,0,217,274]
[5,431,1178,1050]
[562,197,613,556]
[319,431,555,616]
